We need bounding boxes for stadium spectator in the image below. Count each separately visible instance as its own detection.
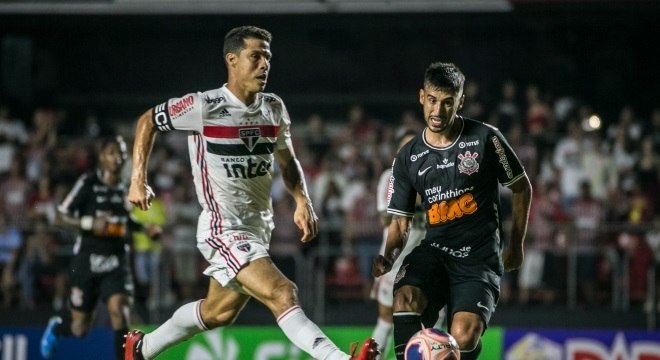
[166,180,201,305]
[581,131,618,203]
[0,210,23,308]
[0,156,32,228]
[0,103,28,176]
[493,79,522,134]
[568,180,607,306]
[15,219,56,309]
[553,119,586,208]
[130,193,166,315]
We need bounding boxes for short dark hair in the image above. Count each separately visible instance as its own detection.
[424,62,465,94]
[223,26,272,57]
[97,135,128,160]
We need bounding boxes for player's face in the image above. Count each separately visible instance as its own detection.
[419,86,464,133]
[99,142,127,174]
[229,38,271,94]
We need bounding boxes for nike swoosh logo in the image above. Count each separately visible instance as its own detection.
[418,166,432,176]
[477,301,490,312]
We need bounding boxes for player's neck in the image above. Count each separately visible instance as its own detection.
[98,169,120,187]
[226,82,257,106]
[424,116,462,147]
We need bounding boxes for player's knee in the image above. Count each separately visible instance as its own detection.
[270,279,298,308]
[107,310,128,327]
[70,322,90,338]
[450,327,480,351]
[393,285,426,312]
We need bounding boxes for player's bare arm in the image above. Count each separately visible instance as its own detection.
[503,174,532,272]
[54,212,93,232]
[128,110,157,211]
[275,147,318,243]
[372,215,410,277]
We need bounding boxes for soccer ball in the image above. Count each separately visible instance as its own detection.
[404,328,460,360]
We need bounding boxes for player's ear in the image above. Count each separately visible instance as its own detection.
[458,94,465,110]
[226,52,237,68]
[418,88,425,105]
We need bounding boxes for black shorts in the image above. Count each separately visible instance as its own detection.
[68,252,134,312]
[392,242,501,328]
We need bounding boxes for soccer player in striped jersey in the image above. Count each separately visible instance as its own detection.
[123,25,378,360]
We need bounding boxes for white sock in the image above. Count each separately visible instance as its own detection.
[142,300,207,359]
[371,318,392,355]
[277,305,350,360]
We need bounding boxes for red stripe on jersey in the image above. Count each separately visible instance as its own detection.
[203,125,280,138]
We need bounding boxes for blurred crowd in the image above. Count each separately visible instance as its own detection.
[1,78,659,322]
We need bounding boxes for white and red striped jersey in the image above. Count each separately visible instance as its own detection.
[151,84,292,238]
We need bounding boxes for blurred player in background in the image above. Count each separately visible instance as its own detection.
[123,25,378,360]
[370,130,447,358]
[372,62,532,360]
[40,135,160,360]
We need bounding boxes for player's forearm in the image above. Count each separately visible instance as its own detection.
[384,216,410,262]
[55,212,86,232]
[281,156,312,205]
[130,110,158,185]
[509,178,532,249]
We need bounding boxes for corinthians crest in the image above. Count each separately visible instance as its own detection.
[239,128,261,152]
[457,151,479,175]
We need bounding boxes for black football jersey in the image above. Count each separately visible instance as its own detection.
[387,117,525,260]
[57,170,132,255]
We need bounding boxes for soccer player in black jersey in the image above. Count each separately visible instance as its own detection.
[372,62,532,360]
[40,136,160,360]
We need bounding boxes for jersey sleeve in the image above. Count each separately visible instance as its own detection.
[151,92,204,133]
[387,154,416,218]
[376,169,392,213]
[275,100,293,150]
[57,174,90,217]
[487,128,526,187]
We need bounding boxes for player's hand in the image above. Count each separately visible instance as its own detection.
[503,246,524,272]
[371,255,393,277]
[293,200,318,243]
[91,213,110,234]
[145,224,163,239]
[128,181,155,211]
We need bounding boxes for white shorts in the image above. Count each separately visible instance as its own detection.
[372,267,396,307]
[371,226,426,307]
[518,248,545,289]
[198,229,270,291]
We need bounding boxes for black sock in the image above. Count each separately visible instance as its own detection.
[460,338,482,360]
[393,313,422,360]
[114,328,128,360]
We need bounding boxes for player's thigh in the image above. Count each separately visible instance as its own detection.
[446,254,500,328]
[68,258,99,313]
[393,244,447,312]
[98,262,133,305]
